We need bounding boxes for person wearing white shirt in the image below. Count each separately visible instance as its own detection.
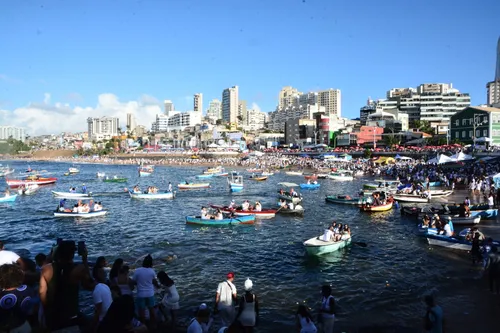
[92,281,113,331]
[488,194,494,209]
[215,272,237,327]
[0,241,23,268]
[322,226,335,242]
[132,255,159,325]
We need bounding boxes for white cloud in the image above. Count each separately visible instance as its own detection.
[0,93,162,136]
[251,102,262,113]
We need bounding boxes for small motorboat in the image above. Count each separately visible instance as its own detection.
[228,175,244,192]
[6,177,58,188]
[363,180,400,190]
[303,235,352,256]
[52,191,92,199]
[277,192,302,204]
[419,227,498,251]
[277,205,305,216]
[250,176,268,181]
[210,205,276,219]
[96,172,106,178]
[285,171,303,176]
[0,194,17,203]
[54,210,108,218]
[445,203,489,212]
[129,191,175,199]
[327,172,354,181]
[325,195,360,205]
[204,166,224,174]
[185,215,255,226]
[392,194,429,203]
[103,177,128,183]
[261,171,274,176]
[360,202,393,212]
[213,172,229,177]
[300,183,320,189]
[178,183,210,190]
[196,173,214,179]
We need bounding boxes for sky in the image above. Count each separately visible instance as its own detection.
[0,0,499,135]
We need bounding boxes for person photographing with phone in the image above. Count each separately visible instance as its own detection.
[39,240,94,331]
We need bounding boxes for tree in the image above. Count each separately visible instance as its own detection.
[410,120,434,135]
[363,148,372,158]
[384,135,400,147]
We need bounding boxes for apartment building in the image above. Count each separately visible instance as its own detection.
[164,100,174,116]
[206,99,222,121]
[0,126,26,142]
[222,86,239,124]
[87,117,119,141]
[194,93,203,113]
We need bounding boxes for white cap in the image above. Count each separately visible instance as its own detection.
[244,278,253,291]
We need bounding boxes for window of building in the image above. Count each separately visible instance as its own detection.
[455,131,459,139]
[455,119,459,126]
[476,130,480,137]
[483,116,488,123]
[483,129,488,137]
[462,130,466,138]
[462,119,466,126]
[469,130,473,137]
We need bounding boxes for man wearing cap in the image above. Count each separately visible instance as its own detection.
[215,272,237,326]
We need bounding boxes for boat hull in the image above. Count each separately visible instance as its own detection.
[185,215,255,226]
[426,235,471,251]
[129,191,175,199]
[0,194,17,203]
[277,193,302,204]
[325,196,360,205]
[300,184,320,189]
[392,195,429,203]
[7,178,57,188]
[277,207,305,216]
[178,183,210,189]
[304,236,352,256]
[360,202,393,212]
[285,171,303,176]
[470,209,498,219]
[139,171,152,177]
[103,178,127,183]
[52,191,92,198]
[328,175,353,181]
[210,205,276,219]
[196,174,214,179]
[54,211,108,218]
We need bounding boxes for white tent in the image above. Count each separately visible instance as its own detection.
[450,151,473,161]
[427,154,453,164]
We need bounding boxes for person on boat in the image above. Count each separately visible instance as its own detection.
[215,209,224,220]
[82,184,87,194]
[488,193,495,209]
[201,207,210,219]
[229,200,236,209]
[241,201,250,211]
[254,201,262,212]
[288,201,295,210]
[279,199,287,209]
[439,218,453,237]
[334,223,344,241]
[422,215,431,228]
[94,202,102,211]
[290,188,299,197]
[72,204,78,213]
[307,179,311,184]
[185,180,190,185]
[341,224,351,240]
[69,187,75,193]
[322,226,335,242]
[430,215,441,229]
[279,189,285,195]
[168,182,173,192]
[113,175,118,179]
[312,180,318,185]
[296,304,317,333]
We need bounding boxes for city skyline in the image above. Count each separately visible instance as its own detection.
[0,0,499,135]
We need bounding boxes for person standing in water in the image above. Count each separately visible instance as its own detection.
[235,278,259,332]
[215,272,237,327]
[319,285,335,333]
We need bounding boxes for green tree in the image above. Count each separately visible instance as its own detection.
[363,148,372,158]
[384,135,400,147]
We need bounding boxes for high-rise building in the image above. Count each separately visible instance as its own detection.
[207,99,222,120]
[317,89,342,118]
[278,86,301,109]
[238,100,247,124]
[487,37,500,106]
[194,93,203,113]
[222,86,239,124]
[0,126,26,142]
[126,113,137,132]
[87,117,120,141]
[245,108,267,130]
[164,100,174,116]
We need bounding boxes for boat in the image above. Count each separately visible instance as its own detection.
[277,182,302,204]
[392,194,429,203]
[250,176,268,181]
[0,194,17,203]
[68,167,79,174]
[185,215,255,226]
[470,209,499,219]
[129,191,176,199]
[325,195,361,205]
[204,166,224,174]
[423,181,441,187]
[139,165,154,177]
[304,174,318,180]
[327,172,354,181]
[210,205,277,219]
[285,171,303,176]
[441,216,481,225]
[303,235,352,256]
[261,171,274,176]
[213,172,229,177]
[178,183,211,190]
[317,173,328,179]
[231,171,240,176]
[277,205,305,216]
[52,191,93,199]
[363,180,400,190]
[427,190,453,197]
[103,177,128,183]
[228,175,244,192]
[54,210,108,218]
[360,202,393,212]
[0,168,15,177]
[196,173,214,179]
[17,184,40,195]
[300,183,321,189]
[445,203,489,212]
[96,172,105,178]
[6,177,58,188]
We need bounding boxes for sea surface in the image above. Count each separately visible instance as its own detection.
[1,160,498,331]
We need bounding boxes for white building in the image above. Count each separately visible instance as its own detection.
[164,100,174,116]
[126,113,137,132]
[222,86,239,124]
[245,109,267,131]
[151,111,202,133]
[207,99,222,121]
[87,117,119,141]
[0,126,26,142]
[268,104,326,131]
[487,81,500,106]
[194,93,203,113]
[317,88,342,118]
[238,100,247,125]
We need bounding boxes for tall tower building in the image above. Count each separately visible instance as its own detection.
[278,86,301,109]
[222,86,239,124]
[194,93,203,113]
[164,100,174,116]
[317,89,342,118]
[487,36,500,106]
[126,113,136,132]
[207,99,222,120]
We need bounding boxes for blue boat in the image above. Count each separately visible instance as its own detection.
[300,183,321,189]
[196,174,214,179]
[185,215,255,226]
[423,181,441,187]
[0,194,17,203]
[470,209,498,219]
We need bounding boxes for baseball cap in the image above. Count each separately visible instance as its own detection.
[227,272,235,279]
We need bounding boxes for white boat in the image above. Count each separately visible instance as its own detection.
[285,171,303,176]
[392,194,429,203]
[54,210,108,218]
[428,190,453,197]
[18,184,40,195]
[304,236,352,256]
[52,191,92,198]
[445,215,481,225]
[261,171,274,176]
[327,172,354,181]
[96,172,105,178]
[129,191,175,199]
[68,167,79,174]
[228,175,244,192]
[0,168,15,177]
